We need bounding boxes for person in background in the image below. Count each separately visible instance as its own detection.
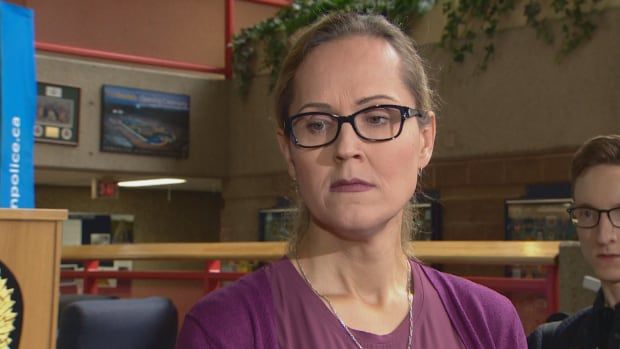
[528,135,620,349]
[177,12,526,349]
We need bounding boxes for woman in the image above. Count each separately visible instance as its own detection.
[177,13,526,349]
[528,135,620,349]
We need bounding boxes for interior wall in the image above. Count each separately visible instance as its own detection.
[220,172,290,241]
[410,0,620,45]
[22,0,281,67]
[427,151,574,240]
[221,76,286,241]
[423,8,620,158]
[35,185,222,243]
[35,54,231,177]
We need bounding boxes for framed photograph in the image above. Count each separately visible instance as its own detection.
[100,85,190,158]
[258,207,296,241]
[35,82,80,145]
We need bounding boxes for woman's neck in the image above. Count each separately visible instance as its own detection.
[294,217,409,305]
[601,280,620,307]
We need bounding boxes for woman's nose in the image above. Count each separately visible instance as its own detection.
[333,123,362,161]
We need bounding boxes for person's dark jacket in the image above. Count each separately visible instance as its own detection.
[527,290,620,349]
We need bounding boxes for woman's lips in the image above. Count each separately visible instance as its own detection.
[330,179,375,192]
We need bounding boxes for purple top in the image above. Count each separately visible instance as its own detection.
[271,259,464,348]
[176,259,527,349]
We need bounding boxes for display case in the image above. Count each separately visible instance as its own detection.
[505,198,575,278]
[505,198,576,241]
[258,207,296,242]
[411,202,442,241]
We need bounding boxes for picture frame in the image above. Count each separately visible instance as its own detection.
[505,198,575,241]
[100,85,190,158]
[35,82,80,145]
[258,207,296,241]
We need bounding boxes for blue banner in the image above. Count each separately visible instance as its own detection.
[0,1,35,208]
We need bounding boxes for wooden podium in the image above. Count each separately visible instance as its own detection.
[0,209,67,349]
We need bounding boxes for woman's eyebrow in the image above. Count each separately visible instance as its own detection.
[355,94,397,105]
[296,94,398,113]
[296,102,331,113]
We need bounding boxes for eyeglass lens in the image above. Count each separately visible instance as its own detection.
[291,106,403,147]
[569,207,620,228]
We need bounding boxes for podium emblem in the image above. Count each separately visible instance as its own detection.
[0,261,21,349]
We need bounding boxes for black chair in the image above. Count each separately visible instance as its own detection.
[58,294,118,326]
[57,297,177,349]
[544,311,569,323]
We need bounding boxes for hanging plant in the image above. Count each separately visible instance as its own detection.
[441,0,602,69]
[441,0,517,70]
[233,0,603,94]
[232,0,435,95]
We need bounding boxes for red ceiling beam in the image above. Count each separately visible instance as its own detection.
[241,0,290,7]
[35,42,226,75]
[34,0,290,78]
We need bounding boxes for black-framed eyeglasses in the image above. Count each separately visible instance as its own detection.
[284,104,425,148]
[567,206,620,228]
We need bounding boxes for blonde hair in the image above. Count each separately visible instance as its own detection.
[274,13,436,256]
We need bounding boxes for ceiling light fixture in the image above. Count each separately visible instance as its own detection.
[117,178,186,188]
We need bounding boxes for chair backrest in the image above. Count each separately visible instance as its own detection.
[58,294,118,326]
[57,297,177,349]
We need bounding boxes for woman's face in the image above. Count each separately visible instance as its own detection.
[277,35,435,240]
[573,164,620,283]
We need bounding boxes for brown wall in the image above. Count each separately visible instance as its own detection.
[35,185,222,243]
[422,11,620,158]
[427,151,575,240]
[35,55,232,177]
[22,0,280,67]
[221,78,289,240]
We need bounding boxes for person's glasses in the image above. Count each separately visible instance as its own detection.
[284,104,424,148]
[567,206,620,228]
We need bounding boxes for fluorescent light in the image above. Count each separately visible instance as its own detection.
[118,178,186,188]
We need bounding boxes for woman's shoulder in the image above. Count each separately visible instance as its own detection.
[177,265,277,348]
[418,262,515,312]
[416,262,527,348]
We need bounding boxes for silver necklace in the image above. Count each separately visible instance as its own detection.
[294,254,413,349]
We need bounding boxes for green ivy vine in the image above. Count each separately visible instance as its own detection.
[232,0,434,95]
[442,0,602,69]
[233,0,602,94]
[441,0,517,70]
[528,0,601,56]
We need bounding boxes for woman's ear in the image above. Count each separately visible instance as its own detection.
[276,128,297,180]
[418,111,436,169]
